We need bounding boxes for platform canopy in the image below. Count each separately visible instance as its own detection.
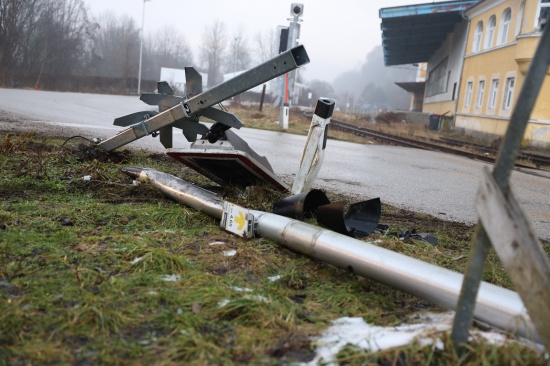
[379,0,479,66]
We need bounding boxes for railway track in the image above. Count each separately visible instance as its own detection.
[439,136,550,169]
[328,118,550,171]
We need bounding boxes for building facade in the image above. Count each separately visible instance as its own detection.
[380,0,550,145]
[455,0,550,144]
[422,20,469,116]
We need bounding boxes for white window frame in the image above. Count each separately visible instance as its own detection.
[464,81,473,108]
[485,15,496,49]
[503,77,515,110]
[476,80,486,109]
[515,1,525,36]
[488,79,499,109]
[535,0,550,30]
[497,8,511,45]
[472,21,483,52]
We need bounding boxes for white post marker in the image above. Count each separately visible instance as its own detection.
[282,103,289,129]
[291,98,335,194]
[221,202,254,238]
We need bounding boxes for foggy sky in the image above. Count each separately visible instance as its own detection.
[84,0,440,84]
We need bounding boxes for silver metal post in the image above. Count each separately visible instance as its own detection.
[123,167,537,341]
[137,0,149,95]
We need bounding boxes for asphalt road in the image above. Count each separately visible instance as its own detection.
[1,88,549,239]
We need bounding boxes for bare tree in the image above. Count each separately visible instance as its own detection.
[30,0,90,86]
[253,29,275,64]
[89,12,140,83]
[143,25,193,81]
[200,21,226,87]
[307,79,335,101]
[225,28,251,73]
[332,46,415,109]
[0,0,42,85]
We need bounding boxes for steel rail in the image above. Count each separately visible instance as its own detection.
[440,136,550,168]
[329,118,547,170]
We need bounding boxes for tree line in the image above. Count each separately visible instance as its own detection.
[0,0,413,109]
[0,0,275,92]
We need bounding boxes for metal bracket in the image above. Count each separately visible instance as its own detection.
[135,114,153,136]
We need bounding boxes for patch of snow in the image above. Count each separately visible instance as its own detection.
[245,294,268,303]
[228,287,268,303]
[303,312,517,366]
[160,274,181,282]
[268,275,282,282]
[218,299,230,308]
[130,256,143,264]
[232,286,253,292]
[223,249,237,257]
[209,241,227,246]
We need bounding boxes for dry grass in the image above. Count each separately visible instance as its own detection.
[0,130,547,365]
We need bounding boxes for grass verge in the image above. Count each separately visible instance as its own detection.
[0,130,547,365]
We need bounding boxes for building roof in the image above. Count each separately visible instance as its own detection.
[379,0,479,66]
[395,81,426,93]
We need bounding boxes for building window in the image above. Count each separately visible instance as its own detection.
[476,80,486,108]
[536,0,550,30]
[503,77,515,110]
[498,8,512,45]
[472,21,483,52]
[426,57,448,97]
[485,15,496,49]
[489,79,499,109]
[465,81,473,108]
[516,1,525,36]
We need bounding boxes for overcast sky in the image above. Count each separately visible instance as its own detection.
[85,0,433,83]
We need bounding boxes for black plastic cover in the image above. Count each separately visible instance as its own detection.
[317,198,381,238]
[273,189,330,220]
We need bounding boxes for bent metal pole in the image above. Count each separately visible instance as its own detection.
[122,167,538,342]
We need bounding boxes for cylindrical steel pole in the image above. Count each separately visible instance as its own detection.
[123,167,537,342]
[251,211,536,340]
[123,167,224,219]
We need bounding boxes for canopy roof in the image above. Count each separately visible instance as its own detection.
[379,0,479,66]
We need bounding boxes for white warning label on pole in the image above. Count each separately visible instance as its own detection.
[221,202,252,238]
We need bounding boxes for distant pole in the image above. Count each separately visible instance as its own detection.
[233,37,238,73]
[279,4,303,129]
[138,0,150,94]
[259,84,266,112]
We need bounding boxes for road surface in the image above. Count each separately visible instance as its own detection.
[1,88,549,239]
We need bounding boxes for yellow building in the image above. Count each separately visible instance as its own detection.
[456,0,550,145]
[380,0,550,145]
